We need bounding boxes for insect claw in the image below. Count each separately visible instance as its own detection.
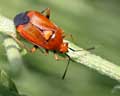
[30,47,36,53]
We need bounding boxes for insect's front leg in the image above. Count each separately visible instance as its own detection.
[53,51,70,80]
[62,33,72,39]
[62,33,75,44]
[54,52,68,61]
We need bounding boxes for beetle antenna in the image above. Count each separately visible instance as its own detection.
[68,47,95,52]
[62,54,70,80]
[69,47,77,51]
[68,47,82,51]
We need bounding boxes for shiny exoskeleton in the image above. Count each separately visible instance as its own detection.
[14,8,70,79]
[14,8,68,54]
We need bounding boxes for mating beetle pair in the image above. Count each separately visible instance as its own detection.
[13,8,71,79]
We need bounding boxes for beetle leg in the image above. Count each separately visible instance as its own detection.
[12,37,37,53]
[44,49,49,56]
[62,34,75,43]
[54,53,68,61]
[62,33,72,38]
[31,45,38,53]
[41,8,50,19]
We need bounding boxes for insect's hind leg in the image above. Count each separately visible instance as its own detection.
[12,36,39,53]
[41,8,50,19]
[31,45,38,53]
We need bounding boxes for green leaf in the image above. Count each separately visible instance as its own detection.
[0,70,26,96]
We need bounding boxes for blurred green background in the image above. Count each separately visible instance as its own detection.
[0,0,120,96]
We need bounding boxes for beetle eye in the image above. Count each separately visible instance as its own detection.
[14,12,30,27]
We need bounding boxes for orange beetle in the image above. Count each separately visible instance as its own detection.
[13,8,70,79]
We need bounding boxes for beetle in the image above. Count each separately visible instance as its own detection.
[13,8,71,79]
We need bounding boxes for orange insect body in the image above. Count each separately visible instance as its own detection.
[14,10,68,53]
[14,8,70,79]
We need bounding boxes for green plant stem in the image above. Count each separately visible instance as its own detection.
[0,15,120,81]
[66,40,120,81]
[0,15,23,75]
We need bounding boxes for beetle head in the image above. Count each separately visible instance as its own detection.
[14,12,29,27]
[59,42,68,53]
